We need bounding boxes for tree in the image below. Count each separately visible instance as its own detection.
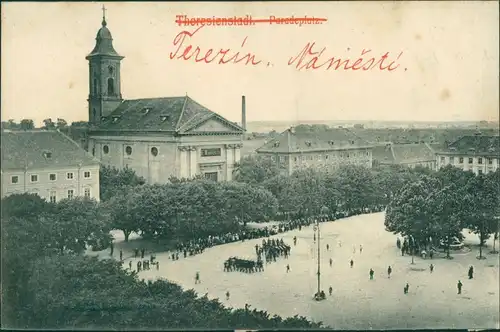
[19,119,35,130]
[233,155,281,185]
[332,165,376,213]
[464,171,499,258]
[385,176,440,262]
[1,193,54,221]
[2,119,20,130]
[56,118,68,129]
[101,188,140,242]
[99,165,146,201]
[42,118,56,130]
[426,184,466,259]
[51,197,111,254]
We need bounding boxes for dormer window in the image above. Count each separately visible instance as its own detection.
[350,140,355,145]
[449,147,457,151]
[42,151,52,159]
[273,141,280,147]
[112,116,120,123]
[160,115,170,122]
[305,141,312,147]
[468,147,475,152]
[101,116,107,121]
[142,108,151,115]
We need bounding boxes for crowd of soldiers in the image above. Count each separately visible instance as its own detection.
[223,257,264,273]
[256,238,292,263]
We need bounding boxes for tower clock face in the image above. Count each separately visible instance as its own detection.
[108,66,114,75]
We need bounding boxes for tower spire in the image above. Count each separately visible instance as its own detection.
[102,5,107,26]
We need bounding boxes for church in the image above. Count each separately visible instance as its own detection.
[86,10,245,183]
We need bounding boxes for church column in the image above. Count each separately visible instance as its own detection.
[178,146,189,179]
[225,144,234,181]
[189,146,197,178]
[234,143,242,164]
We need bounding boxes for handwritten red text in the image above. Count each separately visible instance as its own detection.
[288,42,404,71]
[169,26,262,66]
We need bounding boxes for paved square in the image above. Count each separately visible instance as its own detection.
[123,212,499,329]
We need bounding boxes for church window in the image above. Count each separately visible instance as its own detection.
[151,147,158,156]
[93,108,96,119]
[92,148,95,156]
[103,145,109,154]
[108,66,114,75]
[93,79,98,94]
[107,78,115,95]
[125,146,132,155]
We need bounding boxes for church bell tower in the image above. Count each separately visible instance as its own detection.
[86,6,124,125]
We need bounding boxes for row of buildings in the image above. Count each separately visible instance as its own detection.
[1,12,498,202]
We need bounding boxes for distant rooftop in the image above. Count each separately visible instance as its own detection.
[256,127,372,154]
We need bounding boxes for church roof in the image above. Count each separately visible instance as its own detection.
[93,96,244,134]
[1,130,100,171]
[256,127,372,154]
[86,18,122,58]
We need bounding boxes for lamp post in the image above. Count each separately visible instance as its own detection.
[316,219,321,296]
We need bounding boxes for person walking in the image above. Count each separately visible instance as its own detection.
[226,291,230,300]
[359,244,363,253]
[468,266,474,279]
[350,259,354,268]
[430,263,434,273]
[119,250,123,261]
[195,271,201,284]
[404,283,409,294]
[369,268,374,280]
[286,264,290,273]
[329,258,333,267]
[129,260,132,270]
[329,286,333,296]
[457,280,463,294]
[326,244,330,251]
[387,266,392,278]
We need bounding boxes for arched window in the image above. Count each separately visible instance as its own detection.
[92,108,96,119]
[107,78,115,95]
[93,78,98,94]
[103,145,109,154]
[125,146,132,155]
[151,147,158,156]
[108,66,114,75]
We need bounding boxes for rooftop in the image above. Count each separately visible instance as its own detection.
[1,130,100,171]
[372,143,436,164]
[256,127,372,153]
[437,133,499,156]
[92,96,244,134]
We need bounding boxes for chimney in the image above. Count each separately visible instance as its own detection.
[241,95,247,131]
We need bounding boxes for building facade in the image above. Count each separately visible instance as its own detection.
[372,142,436,169]
[86,13,244,183]
[1,130,101,202]
[435,133,499,175]
[256,127,373,175]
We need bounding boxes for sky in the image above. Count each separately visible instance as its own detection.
[1,1,499,126]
